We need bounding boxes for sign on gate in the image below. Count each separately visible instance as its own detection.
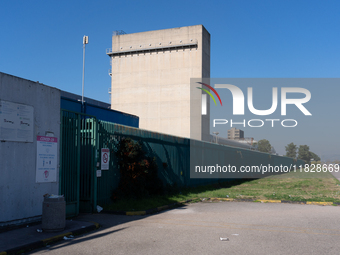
[101,148,110,170]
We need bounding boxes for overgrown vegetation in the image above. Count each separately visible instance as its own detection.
[111,138,164,200]
[284,142,320,164]
[257,139,272,153]
[285,142,297,158]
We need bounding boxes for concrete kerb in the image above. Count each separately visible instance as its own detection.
[201,197,338,206]
[0,222,100,255]
[102,197,338,217]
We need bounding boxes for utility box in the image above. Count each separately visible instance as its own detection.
[42,196,66,232]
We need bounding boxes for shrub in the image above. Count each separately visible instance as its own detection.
[111,138,163,200]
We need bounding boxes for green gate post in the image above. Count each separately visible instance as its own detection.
[59,110,98,216]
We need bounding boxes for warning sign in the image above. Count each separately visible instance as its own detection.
[101,148,110,170]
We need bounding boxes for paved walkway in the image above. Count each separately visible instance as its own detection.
[0,219,98,254]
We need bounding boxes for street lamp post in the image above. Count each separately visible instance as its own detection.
[82,35,89,110]
[212,132,219,144]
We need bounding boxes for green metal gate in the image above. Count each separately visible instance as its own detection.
[59,110,97,217]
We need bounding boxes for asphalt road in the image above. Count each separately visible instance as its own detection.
[29,202,340,255]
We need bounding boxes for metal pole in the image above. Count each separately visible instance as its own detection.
[82,43,85,106]
[82,36,88,108]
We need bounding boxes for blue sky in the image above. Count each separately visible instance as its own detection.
[1,0,339,159]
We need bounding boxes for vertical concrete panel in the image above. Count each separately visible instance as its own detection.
[0,72,60,225]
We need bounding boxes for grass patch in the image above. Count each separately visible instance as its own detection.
[203,172,340,202]
[104,171,340,211]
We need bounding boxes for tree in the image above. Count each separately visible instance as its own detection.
[285,142,297,158]
[310,152,320,162]
[257,139,271,153]
[111,138,163,200]
[297,145,312,164]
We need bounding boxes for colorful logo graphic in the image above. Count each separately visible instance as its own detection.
[196,82,222,106]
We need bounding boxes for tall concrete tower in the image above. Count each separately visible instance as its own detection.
[107,25,210,140]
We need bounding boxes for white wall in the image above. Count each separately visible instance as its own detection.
[0,72,60,225]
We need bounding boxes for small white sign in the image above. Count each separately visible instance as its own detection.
[36,136,58,183]
[96,170,102,177]
[101,148,110,170]
[0,100,34,142]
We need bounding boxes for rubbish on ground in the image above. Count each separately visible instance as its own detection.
[49,194,64,198]
[97,205,103,212]
[232,234,239,236]
[37,229,43,233]
[220,237,229,241]
[63,235,74,240]
[226,195,229,198]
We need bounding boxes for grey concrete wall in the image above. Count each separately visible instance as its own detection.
[0,72,60,225]
[108,25,210,140]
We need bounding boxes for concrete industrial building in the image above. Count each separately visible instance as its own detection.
[228,127,244,140]
[107,25,210,140]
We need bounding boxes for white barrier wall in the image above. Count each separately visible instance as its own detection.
[0,72,60,226]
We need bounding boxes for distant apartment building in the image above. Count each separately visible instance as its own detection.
[228,127,244,140]
[106,25,210,140]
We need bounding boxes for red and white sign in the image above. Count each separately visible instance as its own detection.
[36,136,58,183]
[101,148,110,170]
[37,136,57,143]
